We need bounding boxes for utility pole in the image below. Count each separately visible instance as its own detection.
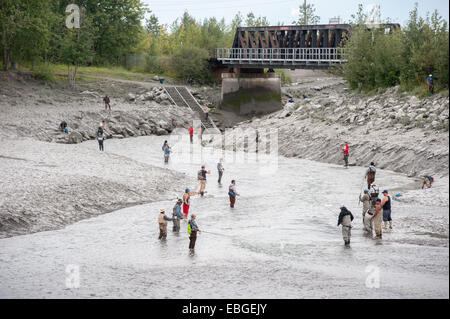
[304,0,307,25]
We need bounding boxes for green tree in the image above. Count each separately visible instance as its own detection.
[170,46,212,84]
[60,6,96,85]
[293,0,320,25]
[146,13,160,36]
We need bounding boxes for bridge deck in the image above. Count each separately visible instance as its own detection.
[216,47,347,69]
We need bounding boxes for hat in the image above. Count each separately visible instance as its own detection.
[376,198,382,202]
[160,209,165,213]
[340,205,346,209]
[185,188,190,193]
[382,190,388,194]
[364,188,369,192]
[177,199,182,203]
[429,74,432,77]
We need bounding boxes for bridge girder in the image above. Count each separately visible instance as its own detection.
[231,23,400,49]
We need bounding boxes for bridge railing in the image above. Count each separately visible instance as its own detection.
[216,47,348,65]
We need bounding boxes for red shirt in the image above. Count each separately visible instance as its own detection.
[189,127,193,135]
[343,144,349,154]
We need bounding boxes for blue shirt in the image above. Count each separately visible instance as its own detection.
[163,145,171,155]
[217,162,223,172]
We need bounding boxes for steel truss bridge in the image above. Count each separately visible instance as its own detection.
[215,23,399,69]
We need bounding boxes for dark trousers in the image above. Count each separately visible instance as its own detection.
[367,172,375,188]
[105,103,110,110]
[159,223,167,239]
[189,231,197,249]
[173,219,180,232]
[218,171,223,183]
[98,140,104,151]
[343,154,349,166]
[190,135,193,143]
[229,195,236,208]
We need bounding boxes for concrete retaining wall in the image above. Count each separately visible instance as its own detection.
[220,73,282,115]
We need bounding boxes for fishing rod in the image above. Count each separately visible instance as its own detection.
[200,230,232,238]
[358,175,366,206]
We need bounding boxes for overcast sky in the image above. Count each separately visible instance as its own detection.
[142,0,449,26]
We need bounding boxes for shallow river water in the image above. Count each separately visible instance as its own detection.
[0,135,448,298]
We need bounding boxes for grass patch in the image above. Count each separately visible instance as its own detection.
[49,64,160,82]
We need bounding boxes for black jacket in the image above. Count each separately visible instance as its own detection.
[337,207,354,226]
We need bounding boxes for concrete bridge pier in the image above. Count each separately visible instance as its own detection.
[220,68,282,116]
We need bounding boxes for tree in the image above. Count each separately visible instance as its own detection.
[60,6,96,85]
[292,0,320,25]
[245,12,269,27]
[170,46,212,84]
[343,3,449,92]
[146,14,160,36]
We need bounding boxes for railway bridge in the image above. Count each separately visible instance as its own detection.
[215,23,399,115]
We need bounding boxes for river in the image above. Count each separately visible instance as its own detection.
[0,135,448,298]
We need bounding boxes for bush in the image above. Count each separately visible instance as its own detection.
[343,5,449,93]
[170,46,213,84]
[277,70,292,85]
[32,63,55,82]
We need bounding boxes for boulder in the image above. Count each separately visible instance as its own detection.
[156,127,168,135]
[143,92,154,101]
[127,93,136,101]
[68,131,83,144]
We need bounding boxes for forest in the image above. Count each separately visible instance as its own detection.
[1,0,448,92]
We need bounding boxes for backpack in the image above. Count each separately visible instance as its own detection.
[228,187,236,198]
[187,222,192,235]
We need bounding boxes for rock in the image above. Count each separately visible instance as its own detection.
[153,75,159,81]
[127,93,136,101]
[68,131,83,144]
[155,127,168,135]
[142,92,154,101]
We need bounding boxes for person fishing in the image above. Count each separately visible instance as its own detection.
[421,175,434,189]
[359,188,372,233]
[183,188,198,219]
[189,126,194,144]
[171,117,177,130]
[365,162,376,189]
[188,214,201,252]
[342,142,349,167]
[426,74,434,94]
[162,140,171,163]
[217,158,224,184]
[197,165,210,196]
[381,190,392,230]
[371,199,383,239]
[59,120,68,134]
[158,209,173,240]
[98,121,105,136]
[337,206,354,247]
[97,131,105,151]
[255,129,260,153]
[172,199,183,232]
[228,180,239,208]
[103,95,111,110]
